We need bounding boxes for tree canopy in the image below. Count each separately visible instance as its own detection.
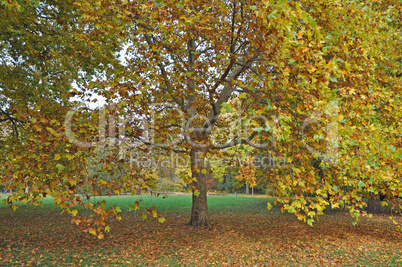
[1,0,401,235]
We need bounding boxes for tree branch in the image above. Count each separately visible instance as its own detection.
[205,52,261,129]
[133,136,187,153]
[143,33,186,112]
[211,130,268,150]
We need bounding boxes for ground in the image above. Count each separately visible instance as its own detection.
[0,194,401,266]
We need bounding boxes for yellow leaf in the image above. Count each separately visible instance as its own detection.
[10,205,18,211]
[158,217,166,223]
[54,154,61,161]
[239,92,247,99]
[267,202,273,210]
[71,209,78,216]
[152,209,157,218]
[201,169,207,174]
[89,228,97,236]
[98,232,105,239]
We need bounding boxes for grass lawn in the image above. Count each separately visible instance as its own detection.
[0,194,401,266]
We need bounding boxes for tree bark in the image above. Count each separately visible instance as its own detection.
[367,197,382,213]
[367,193,386,213]
[245,183,249,195]
[189,148,209,226]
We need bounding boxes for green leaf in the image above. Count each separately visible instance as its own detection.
[267,99,273,110]
[56,164,65,172]
[254,127,264,133]
[221,102,233,114]
[46,127,60,137]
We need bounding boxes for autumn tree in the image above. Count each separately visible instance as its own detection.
[74,0,402,227]
[83,0,272,226]
[235,160,257,196]
[3,0,401,233]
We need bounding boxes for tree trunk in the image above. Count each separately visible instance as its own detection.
[367,197,382,213]
[189,148,209,226]
[245,183,249,194]
[367,193,385,213]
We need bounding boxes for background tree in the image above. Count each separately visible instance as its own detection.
[235,160,257,196]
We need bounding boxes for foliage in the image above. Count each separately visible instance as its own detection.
[251,0,402,227]
[0,0,122,134]
[235,159,257,188]
[0,0,155,237]
[1,0,401,233]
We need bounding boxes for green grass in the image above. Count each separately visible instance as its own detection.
[0,193,276,213]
